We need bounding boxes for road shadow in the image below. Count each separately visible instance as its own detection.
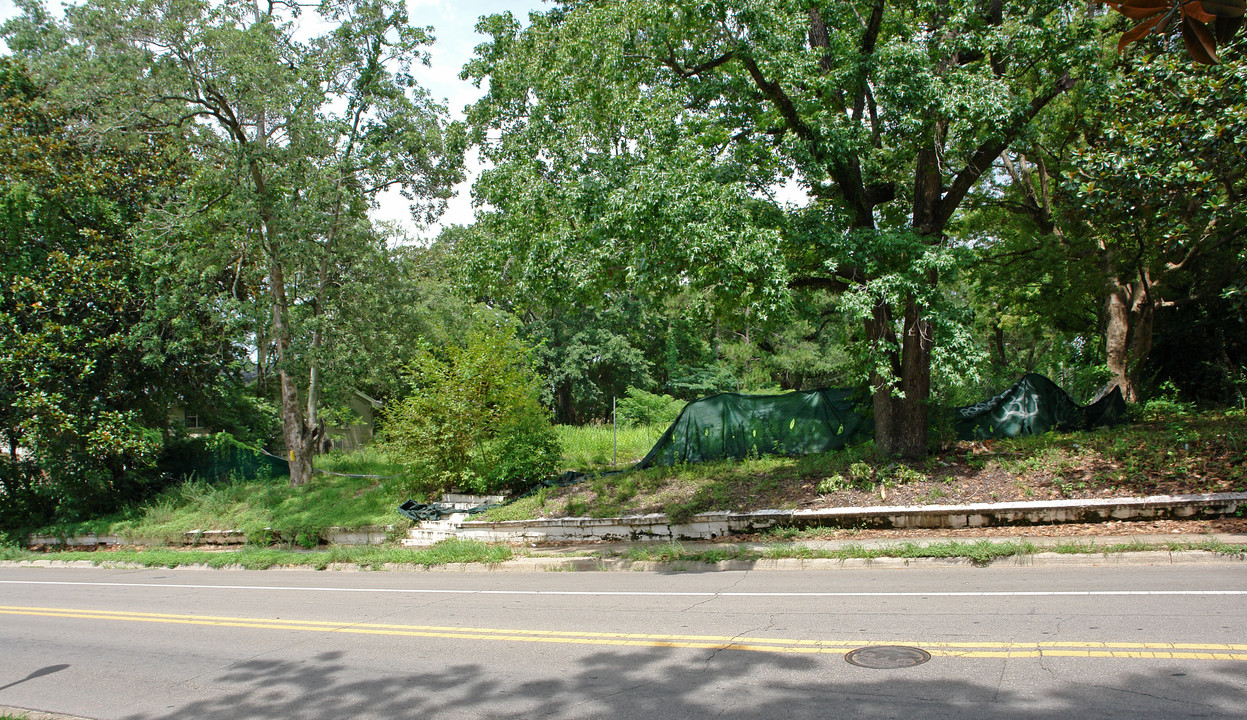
[120,644,1247,719]
[0,664,70,692]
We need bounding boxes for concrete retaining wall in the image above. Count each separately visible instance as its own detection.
[29,525,393,549]
[407,492,1246,546]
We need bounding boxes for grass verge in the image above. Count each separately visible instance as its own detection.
[603,537,1246,567]
[2,536,1241,570]
[0,539,511,570]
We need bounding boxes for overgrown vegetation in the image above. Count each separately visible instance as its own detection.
[21,451,411,545]
[2,2,1244,550]
[481,409,1247,522]
[556,421,668,470]
[9,407,1244,550]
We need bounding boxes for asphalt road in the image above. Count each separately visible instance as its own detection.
[2,561,1246,719]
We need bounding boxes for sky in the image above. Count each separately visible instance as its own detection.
[0,0,548,240]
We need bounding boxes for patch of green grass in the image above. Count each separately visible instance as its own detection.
[600,537,1246,566]
[3,539,512,570]
[474,493,546,522]
[315,447,409,478]
[0,545,38,562]
[557,422,668,470]
[612,539,1039,565]
[24,451,417,545]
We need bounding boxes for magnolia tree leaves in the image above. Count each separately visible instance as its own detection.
[1107,0,1246,63]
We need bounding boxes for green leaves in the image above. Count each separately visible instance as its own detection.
[0,58,215,528]
[380,318,561,496]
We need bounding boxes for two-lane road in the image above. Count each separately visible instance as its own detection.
[2,561,1245,718]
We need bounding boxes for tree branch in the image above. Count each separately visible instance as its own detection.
[936,72,1078,229]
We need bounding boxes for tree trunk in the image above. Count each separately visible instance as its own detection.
[865,292,931,460]
[1104,276,1154,404]
[897,295,933,457]
[269,258,316,486]
[245,85,315,486]
[870,296,933,460]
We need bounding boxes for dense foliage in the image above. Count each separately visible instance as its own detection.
[2,1,1244,534]
[461,0,1107,457]
[0,58,231,535]
[379,318,562,496]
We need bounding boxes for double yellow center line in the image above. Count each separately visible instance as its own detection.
[3,605,1244,661]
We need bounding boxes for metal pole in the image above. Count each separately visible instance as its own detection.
[612,396,617,466]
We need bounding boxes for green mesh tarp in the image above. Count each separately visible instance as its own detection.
[636,388,868,468]
[158,437,288,482]
[953,373,1127,440]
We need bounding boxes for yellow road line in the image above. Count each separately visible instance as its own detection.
[2,605,1244,661]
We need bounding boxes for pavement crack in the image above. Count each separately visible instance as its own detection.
[1061,677,1220,711]
[681,570,750,613]
[992,634,1013,703]
[704,614,776,668]
[1036,645,1219,712]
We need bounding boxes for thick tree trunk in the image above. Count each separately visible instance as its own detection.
[1104,277,1154,404]
[865,295,932,460]
[897,295,933,457]
[269,260,316,486]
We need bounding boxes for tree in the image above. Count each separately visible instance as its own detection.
[1061,48,1247,401]
[5,0,465,484]
[0,58,227,528]
[960,36,1246,403]
[463,1,1103,457]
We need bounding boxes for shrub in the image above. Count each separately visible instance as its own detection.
[479,409,563,495]
[380,318,563,496]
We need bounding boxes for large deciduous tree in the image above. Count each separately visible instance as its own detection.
[5,0,465,484]
[463,1,1102,458]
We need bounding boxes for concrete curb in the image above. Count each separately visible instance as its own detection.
[406,492,1247,546]
[0,705,95,720]
[3,540,1244,574]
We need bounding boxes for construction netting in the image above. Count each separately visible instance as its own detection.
[158,435,289,482]
[953,373,1127,440]
[635,388,868,468]
[397,375,1129,518]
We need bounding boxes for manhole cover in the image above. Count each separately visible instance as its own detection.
[845,645,932,669]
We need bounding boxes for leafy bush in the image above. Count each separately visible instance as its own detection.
[615,387,685,427]
[1141,381,1195,420]
[479,409,563,495]
[380,319,563,496]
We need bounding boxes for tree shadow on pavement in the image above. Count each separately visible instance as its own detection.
[121,645,1247,719]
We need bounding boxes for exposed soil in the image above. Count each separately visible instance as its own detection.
[794,436,1244,511]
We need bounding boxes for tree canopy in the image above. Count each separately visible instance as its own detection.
[462,0,1105,457]
[5,0,466,484]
